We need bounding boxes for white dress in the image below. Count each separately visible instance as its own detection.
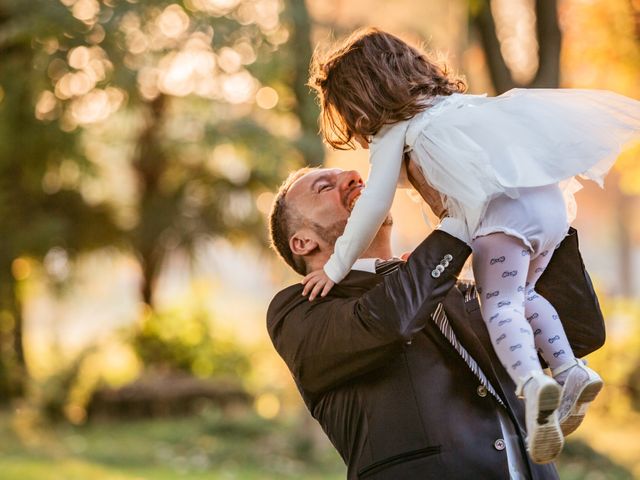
[323,89,640,284]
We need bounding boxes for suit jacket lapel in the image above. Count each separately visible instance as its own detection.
[336,270,525,429]
[443,287,526,430]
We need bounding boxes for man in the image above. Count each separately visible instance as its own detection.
[266,164,605,479]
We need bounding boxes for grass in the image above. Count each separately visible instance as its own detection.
[0,408,345,480]
[0,407,634,480]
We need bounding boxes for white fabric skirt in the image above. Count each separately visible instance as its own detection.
[406,89,640,238]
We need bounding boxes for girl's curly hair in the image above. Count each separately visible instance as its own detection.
[309,27,466,149]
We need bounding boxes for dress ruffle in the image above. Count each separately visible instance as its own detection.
[405,89,640,236]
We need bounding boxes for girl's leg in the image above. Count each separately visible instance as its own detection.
[472,233,542,384]
[473,233,564,463]
[525,248,603,436]
[524,248,576,370]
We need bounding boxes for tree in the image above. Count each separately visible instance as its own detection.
[0,0,121,401]
[0,0,323,400]
[470,0,561,93]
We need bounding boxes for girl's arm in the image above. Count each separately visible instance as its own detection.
[323,120,410,283]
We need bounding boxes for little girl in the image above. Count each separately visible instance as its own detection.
[301,28,640,464]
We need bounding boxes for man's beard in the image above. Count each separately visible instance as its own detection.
[309,214,393,245]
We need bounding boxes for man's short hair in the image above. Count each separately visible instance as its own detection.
[269,167,319,275]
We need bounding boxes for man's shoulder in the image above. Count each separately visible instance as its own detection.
[267,283,305,325]
[266,276,369,340]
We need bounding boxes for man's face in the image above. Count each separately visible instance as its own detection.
[286,168,365,244]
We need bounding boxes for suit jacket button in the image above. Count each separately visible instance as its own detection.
[444,254,453,262]
[431,269,441,278]
[435,264,445,273]
[477,385,488,397]
[494,439,506,451]
[440,259,450,268]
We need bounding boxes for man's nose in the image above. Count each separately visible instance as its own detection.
[338,170,363,190]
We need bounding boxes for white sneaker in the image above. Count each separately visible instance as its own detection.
[554,359,604,436]
[516,371,564,464]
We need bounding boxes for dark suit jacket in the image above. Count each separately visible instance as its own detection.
[267,228,605,479]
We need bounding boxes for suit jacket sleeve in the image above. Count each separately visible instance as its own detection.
[267,230,471,396]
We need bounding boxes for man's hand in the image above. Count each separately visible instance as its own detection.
[301,269,336,301]
[405,156,447,220]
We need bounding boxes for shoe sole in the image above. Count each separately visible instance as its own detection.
[528,382,564,464]
[559,378,604,436]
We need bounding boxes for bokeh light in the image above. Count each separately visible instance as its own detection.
[255,86,279,109]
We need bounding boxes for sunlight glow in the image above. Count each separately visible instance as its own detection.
[35,91,59,121]
[157,4,191,39]
[87,24,106,44]
[255,86,279,109]
[218,46,242,73]
[158,48,218,97]
[185,0,241,16]
[72,0,100,24]
[221,71,257,104]
[234,40,257,65]
[44,247,70,282]
[207,144,251,185]
[255,191,275,214]
[255,392,280,419]
[11,258,32,281]
[491,0,539,84]
[68,46,91,69]
[69,87,125,125]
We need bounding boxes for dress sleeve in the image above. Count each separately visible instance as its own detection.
[323,121,410,283]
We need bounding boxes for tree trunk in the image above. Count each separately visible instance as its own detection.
[133,96,168,307]
[0,272,26,403]
[630,0,640,40]
[471,0,561,93]
[285,0,325,167]
[530,0,561,88]
[471,0,515,93]
[615,185,634,296]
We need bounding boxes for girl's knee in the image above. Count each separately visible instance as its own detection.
[482,306,524,325]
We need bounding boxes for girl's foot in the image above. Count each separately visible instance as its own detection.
[517,371,564,464]
[553,359,604,436]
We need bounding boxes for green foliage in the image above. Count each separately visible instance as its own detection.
[35,347,97,422]
[131,308,249,380]
[0,0,320,399]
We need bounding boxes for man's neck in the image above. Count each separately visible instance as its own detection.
[307,226,394,272]
[360,227,393,260]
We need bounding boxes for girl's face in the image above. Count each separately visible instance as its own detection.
[354,134,370,150]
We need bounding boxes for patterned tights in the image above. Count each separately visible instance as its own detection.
[472,232,575,384]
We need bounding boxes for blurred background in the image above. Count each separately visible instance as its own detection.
[0,0,639,478]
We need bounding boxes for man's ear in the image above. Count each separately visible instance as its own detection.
[289,232,319,257]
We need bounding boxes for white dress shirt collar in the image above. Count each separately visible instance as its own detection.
[351,258,379,273]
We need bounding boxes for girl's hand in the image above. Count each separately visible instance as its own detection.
[301,269,335,301]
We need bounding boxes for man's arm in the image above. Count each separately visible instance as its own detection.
[405,157,604,357]
[267,230,471,397]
